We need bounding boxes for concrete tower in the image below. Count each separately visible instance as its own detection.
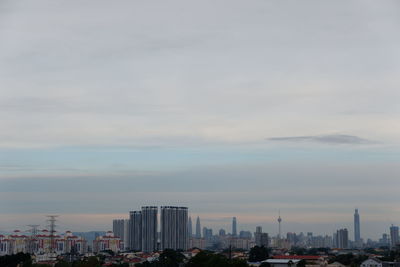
[195,216,201,238]
[277,211,282,239]
[188,216,193,238]
[129,211,142,251]
[232,217,237,237]
[160,206,189,250]
[390,224,400,248]
[141,206,158,252]
[354,209,361,246]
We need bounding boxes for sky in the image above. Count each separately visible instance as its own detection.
[0,0,400,240]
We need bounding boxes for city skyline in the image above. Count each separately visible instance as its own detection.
[1,0,400,241]
[1,208,397,242]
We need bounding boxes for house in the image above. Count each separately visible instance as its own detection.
[361,258,400,267]
[263,259,301,267]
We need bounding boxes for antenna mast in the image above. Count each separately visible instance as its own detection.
[46,215,59,255]
[27,224,40,254]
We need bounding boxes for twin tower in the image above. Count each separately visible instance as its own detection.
[129,206,189,252]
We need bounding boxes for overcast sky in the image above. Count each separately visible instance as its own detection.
[0,0,399,239]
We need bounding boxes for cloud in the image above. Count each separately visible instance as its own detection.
[268,134,373,145]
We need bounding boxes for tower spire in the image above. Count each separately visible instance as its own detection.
[278,210,282,240]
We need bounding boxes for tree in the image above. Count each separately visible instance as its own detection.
[158,249,186,267]
[248,246,269,262]
[55,260,71,267]
[0,252,32,267]
[187,251,249,267]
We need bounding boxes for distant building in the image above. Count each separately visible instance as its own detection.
[188,216,193,238]
[379,233,389,246]
[0,230,87,256]
[129,211,142,251]
[160,206,189,250]
[255,226,263,246]
[239,230,252,239]
[190,238,206,250]
[113,219,129,250]
[354,209,361,247]
[361,258,400,267]
[232,217,237,237]
[141,206,158,252]
[203,227,213,240]
[260,233,269,247]
[264,259,301,267]
[219,229,226,236]
[390,225,399,248]
[93,231,122,253]
[195,217,201,238]
[335,228,348,249]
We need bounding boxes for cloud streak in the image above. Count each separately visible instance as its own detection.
[268,134,373,145]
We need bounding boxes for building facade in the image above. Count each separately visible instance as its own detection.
[160,206,189,250]
[129,211,142,251]
[141,206,158,252]
[354,209,361,247]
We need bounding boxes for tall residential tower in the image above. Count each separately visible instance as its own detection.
[160,206,189,250]
[129,211,142,251]
[141,206,158,252]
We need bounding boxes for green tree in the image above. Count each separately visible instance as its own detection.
[158,249,186,267]
[248,246,269,262]
[187,251,249,267]
[0,252,32,267]
[55,260,71,267]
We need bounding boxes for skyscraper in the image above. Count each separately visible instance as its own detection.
[232,217,237,237]
[390,224,399,248]
[160,206,189,250]
[195,216,201,238]
[354,209,361,246]
[255,226,262,246]
[113,219,130,250]
[336,228,348,249]
[188,216,193,238]
[219,229,226,236]
[141,206,158,252]
[260,233,269,247]
[129,211,142,251]
[113,219,125,240]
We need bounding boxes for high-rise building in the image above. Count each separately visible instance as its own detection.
[255,226,262,246]
[239,231,252,239]
[141,206,158,252]
[380,233,389,245]
[354,209,361,246]
[129,211,142,251]
[219,229,226,236]
[188,216,193,238]
[232,217,237,237]
[123,219,130,250]
[195,217,201,238]
[203,227,213,240]
[390,225,399,248]
[113,219,125,241]
[336,228,348,249]
[160,206,189,251]
[113,219,130,250]
[260,233,269,247]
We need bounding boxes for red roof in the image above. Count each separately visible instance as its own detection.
[273,255,322,260]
